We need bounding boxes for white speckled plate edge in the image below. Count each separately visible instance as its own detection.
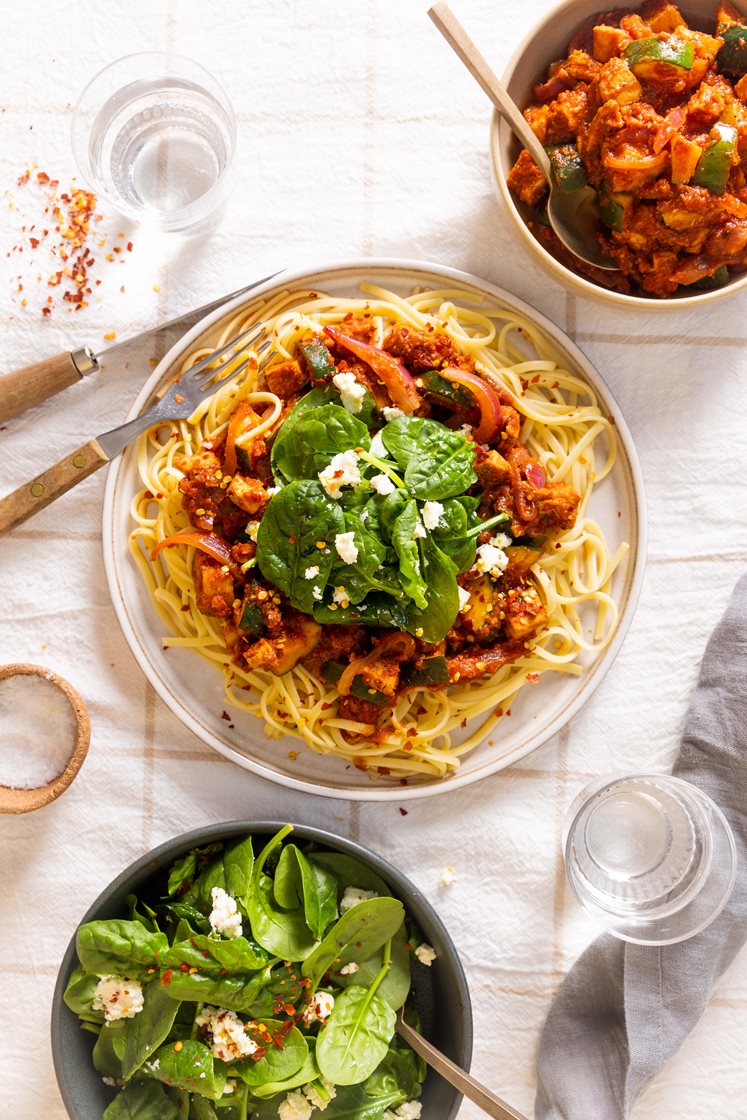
[102,258,647,801]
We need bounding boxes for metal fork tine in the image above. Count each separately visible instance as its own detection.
[195,355,252,400]
[188,322,266,378]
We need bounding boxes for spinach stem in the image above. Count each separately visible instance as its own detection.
[190,1002,204,1039]
[358,450,405,489]
[464,511,510,540]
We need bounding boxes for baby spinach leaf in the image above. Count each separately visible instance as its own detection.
[302,897,405,990]
[162,934,270,976]
[158,902,211,937]
[316,985,397,1086]
[275,845,338,942]
[335,928,411,1011]
[189,1099,219,1120]
[63,966,104,1024]
[93,1020,126,1079]
[121,979,182,1079]
[327,510,395,606]
[256,480,344,613]
[142,1038,227,1100]
[248,1044,319,1099]
[234,1022,308,1087]
[76,920,169,978]
[273,404,370,482]
[167,843,224,900]
[223,835,255,912]
[381,416,476,499]
[247,827,318,960]
[316,1039,423,1117]
[103,1080,179,1120]
[405,535,459,643]
[162,967,273,1012]
[270,387,337,480]
[126,895,161,934]
[312,593,409,630]
[391,500,428,609]
[307,853,392,898]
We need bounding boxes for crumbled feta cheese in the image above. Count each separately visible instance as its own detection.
[383,406,405,421]
[369,431,386,458]
[145,1058,161,1073]
[304,565,320,580]
[412,520,426,540]
[209,886,243,939]
[490,532,512,549]
[303,1078,337,1111]
[266,485,281,497]
[421,501,444,530]
[474,541,509,579]
[340,886,379,911]
[92,976,144,1021]
[415,943,437,966]
[334,532,359,564]
[246,520,260,542]
[223,1080,237,1096]
[333,371,366,414]
[319,450,361,499]
[195,1006,258,1062]
[302,990,335,1025]
[370,473,396,496]
[332,586,350,606]
[384,1103,423,1120]
[279,1091,312,1120]
[360,508,369,521]
[459,423,473,439]
[101,1076,118,1087]
[312,586,323,601]
[458,587,471,613]
[440,865,455,886]
[339,961,360,975]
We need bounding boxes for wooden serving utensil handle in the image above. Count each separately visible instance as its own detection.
[0,348,98,424]
[0,439,110,536]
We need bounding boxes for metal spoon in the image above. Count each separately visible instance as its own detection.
[427,1,618,271]
[396,1011,529,1120]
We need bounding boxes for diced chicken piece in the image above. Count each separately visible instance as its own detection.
[524,103,550,144]
[593,25,633,63]
[337,695,382,727]
[507,149,549,207]
[357,658,401,699]
[545,87,589,144]
[474,446,511,487]
[498,405,522,446]
[384,323,470,373]
[640,0,687,33]
[243,613,322,674]
[563,49,602,82]
[177,449,225,530]
[735,73,747,101]
[619,13,655,39]
[505,546,543,578]
[194,553,235,618]
[504,586,549,640]
[597,57,643,105]
[686,79,731,131]
[532,484,581,532]
[670,134,703,183]
[227,474,268,514]
[265,359,308,398]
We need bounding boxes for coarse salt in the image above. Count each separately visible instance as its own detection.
[0,674,76,790]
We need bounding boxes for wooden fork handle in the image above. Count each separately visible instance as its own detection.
[0,438,110,536]
[0,348,98,423]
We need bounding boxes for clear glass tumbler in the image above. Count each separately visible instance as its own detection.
[72,53,236,234]
[563,774,737,945]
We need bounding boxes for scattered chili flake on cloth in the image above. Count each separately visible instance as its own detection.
[5,165,132,317]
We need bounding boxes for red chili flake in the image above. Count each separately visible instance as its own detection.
[220,711,232,721]
[127,241,133,252]
[161,970,173,986]
[526,672,540,684]
[179,962,190,973]
[399,807,408,816]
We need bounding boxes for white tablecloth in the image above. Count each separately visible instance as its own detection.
[2,2,746,1117]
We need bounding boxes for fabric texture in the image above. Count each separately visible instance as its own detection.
[536,573,747,1120]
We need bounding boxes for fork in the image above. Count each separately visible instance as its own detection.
[0,321,271,537]
[395,1009,529,1120]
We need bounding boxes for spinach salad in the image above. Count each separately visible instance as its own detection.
[64,826,434,1119]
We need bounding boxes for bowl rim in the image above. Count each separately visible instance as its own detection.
[490,0,747,307]
[51,819,473,1120]
[102,257,647,799]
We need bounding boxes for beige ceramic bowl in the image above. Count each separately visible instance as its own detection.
[0,663,90,813]
[490,0,747,307]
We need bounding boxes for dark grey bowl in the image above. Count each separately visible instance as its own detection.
[52,821,473,1119]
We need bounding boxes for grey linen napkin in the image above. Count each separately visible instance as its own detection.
[534,571,747,1120]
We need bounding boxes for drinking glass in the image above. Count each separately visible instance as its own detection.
[563,774,737,945]
[72,53,236,234]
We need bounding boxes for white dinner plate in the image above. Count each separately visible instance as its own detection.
[103,259,646,800]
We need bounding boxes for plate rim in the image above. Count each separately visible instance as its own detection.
[102,256,648,800]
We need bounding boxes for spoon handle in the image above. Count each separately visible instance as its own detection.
[395,1015,529,1120]
[427,1,552,179]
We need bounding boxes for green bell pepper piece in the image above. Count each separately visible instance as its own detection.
[717,25,747,78]
[299,340,336,383]
[690,265,730,290]
[598,184,632,232]
[546,145,588,195]
[625,36,694,71]
[693,122,737,195]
